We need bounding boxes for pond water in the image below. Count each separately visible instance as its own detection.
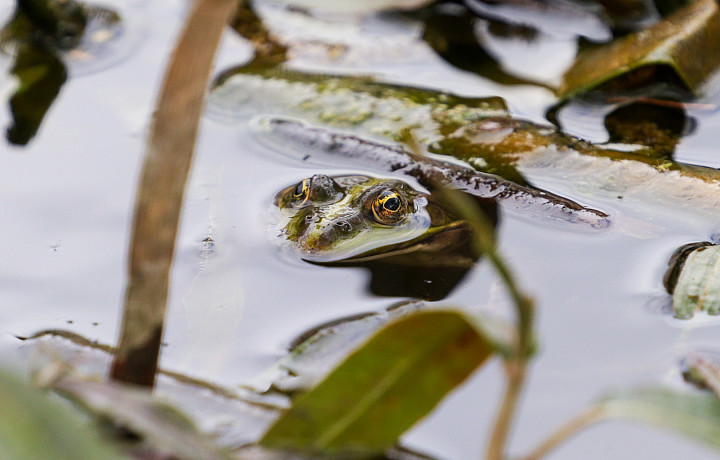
[2,1,720,459]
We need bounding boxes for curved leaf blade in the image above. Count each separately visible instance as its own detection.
[559,0,720,98]
[598,388,720,450]
[259,309,494,455]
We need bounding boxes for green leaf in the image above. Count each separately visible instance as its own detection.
[0,369,124,460]
[558,0,720,98]
[259,309,495,455]
[597,388,720,451]
[668,244,720,319]
[245,302,514,398]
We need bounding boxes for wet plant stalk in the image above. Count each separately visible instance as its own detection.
[519,406,605,460]
[430,184,534,460]
[487,359,527,460]
[111,0,239,387]
[480,224,534,460]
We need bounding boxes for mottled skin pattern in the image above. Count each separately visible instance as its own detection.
[274,174,481,265]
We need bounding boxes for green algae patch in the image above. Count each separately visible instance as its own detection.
[558,0,720,99]
[214,66,508,117]
[211,66,508,146]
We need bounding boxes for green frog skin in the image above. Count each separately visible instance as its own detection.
[274,174,487,265]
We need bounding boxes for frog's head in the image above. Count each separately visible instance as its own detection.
[273,174,498,300]
[274,174,494,263]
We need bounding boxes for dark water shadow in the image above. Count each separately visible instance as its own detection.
[419,3,549,89]
[1,1,122,146]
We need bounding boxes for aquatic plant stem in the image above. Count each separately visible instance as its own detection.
[481,233,533,460]
[428,183,534,459]
[519,405,605,460]
[410,136,536,459]
[487,360,526,460]
[481,225,533,460]
[111,0,239,387]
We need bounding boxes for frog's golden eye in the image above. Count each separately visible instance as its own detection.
[292,179,310,205]
[372,189,405,224]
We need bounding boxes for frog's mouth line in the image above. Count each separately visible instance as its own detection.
[323,220,476,269]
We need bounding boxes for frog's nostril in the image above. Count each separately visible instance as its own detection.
[334,220,353,232]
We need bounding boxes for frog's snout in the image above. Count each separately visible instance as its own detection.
[308,211,365,251]
[307,174,343,203]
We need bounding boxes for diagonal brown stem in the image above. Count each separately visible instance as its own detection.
[487,360,527,460]
[110,0,239,387]
[519,405,605,460]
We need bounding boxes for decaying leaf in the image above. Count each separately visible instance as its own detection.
[559,0,720,98]
[664,242,720,319]
[420,4,548,88]
[464,0,611,42]
[682,353,720,398]
[259,309,496,455]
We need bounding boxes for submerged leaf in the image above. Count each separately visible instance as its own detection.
[666,243,720,319]
[603,101,693,158]
[259,309,495,455]
[559,0,720,98]
[53,376,232,460]
[0,369,123,460]
[421,4,548,87]
[465,0,611,42]
[261,0,435,13]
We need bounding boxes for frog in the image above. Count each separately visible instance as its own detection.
[274,174,498,300]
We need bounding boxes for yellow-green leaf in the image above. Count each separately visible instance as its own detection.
[259,309,494,455]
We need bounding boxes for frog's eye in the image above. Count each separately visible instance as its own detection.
[371,189,406,224]
[292,179,310,205]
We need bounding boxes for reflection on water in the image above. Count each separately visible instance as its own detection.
[2,1,720,459]
[0,0,141,144]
